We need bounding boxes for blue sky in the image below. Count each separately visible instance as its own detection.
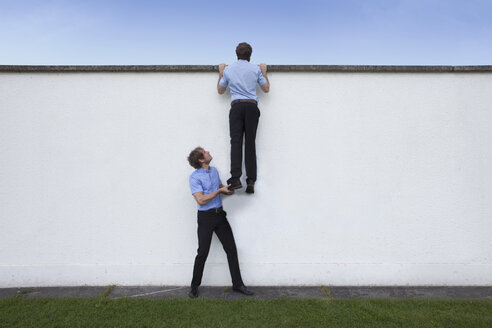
[1,0,491,65]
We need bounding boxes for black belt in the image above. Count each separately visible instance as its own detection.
[198,206,224,214]
[231,99,257,106]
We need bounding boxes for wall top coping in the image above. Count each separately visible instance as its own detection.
[1,65,491,73]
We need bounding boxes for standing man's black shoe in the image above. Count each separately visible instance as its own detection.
[233,285,254,296]
[227,178,242,190]
[188,287,198,298]
[245,179,255,194]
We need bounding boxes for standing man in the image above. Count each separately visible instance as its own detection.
[218,42,270,194]
[187,147,254,298]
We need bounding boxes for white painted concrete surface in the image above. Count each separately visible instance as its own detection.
[1,71,491,287]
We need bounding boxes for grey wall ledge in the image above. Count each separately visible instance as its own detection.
[1,65,492,73]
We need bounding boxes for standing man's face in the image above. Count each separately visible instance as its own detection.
[201,149,213,164]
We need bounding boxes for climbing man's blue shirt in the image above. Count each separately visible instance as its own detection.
[219,60,267,102]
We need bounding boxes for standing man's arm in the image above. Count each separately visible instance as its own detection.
[259,63,270,93]
[192,185,233,206]
[217,63,227,94]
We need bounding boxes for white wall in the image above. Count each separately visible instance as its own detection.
[1,71,491,287]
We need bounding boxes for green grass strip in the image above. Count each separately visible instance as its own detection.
[0,297,491,327]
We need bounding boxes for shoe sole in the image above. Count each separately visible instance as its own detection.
[228,184,243,190]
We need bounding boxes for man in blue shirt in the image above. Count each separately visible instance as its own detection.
[218,42,270,194]
[187,146,254,298]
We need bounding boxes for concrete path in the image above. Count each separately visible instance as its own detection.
[1,286,491,300]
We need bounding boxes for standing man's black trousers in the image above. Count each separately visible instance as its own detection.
[191,208,244,288]
[229,102,260,182]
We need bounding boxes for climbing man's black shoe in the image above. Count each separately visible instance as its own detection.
[246,179,255,194]
[245,184,254,193]
[188,287,198,298]
[233,285,254,296]
[227,178,242,190]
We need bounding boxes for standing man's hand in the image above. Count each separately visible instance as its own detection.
[219,184,234,195]
[217,63,227,94]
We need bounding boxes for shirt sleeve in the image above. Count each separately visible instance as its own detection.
[189,175,203,194]
[219,68,229,88]
[257,67,267,86]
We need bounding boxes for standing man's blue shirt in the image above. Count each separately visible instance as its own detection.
[189,166,223,210]
[219,60,267,102]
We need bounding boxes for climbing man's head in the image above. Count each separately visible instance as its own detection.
[236,42,252,62]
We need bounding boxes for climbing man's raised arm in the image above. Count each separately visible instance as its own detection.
[259,63,270,93]
[217,63,227,94]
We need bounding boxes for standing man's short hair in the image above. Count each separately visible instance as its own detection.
[236,42,252,61]
[188,147,204,169]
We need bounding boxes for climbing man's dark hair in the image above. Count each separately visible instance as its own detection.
[236,42,252,61]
